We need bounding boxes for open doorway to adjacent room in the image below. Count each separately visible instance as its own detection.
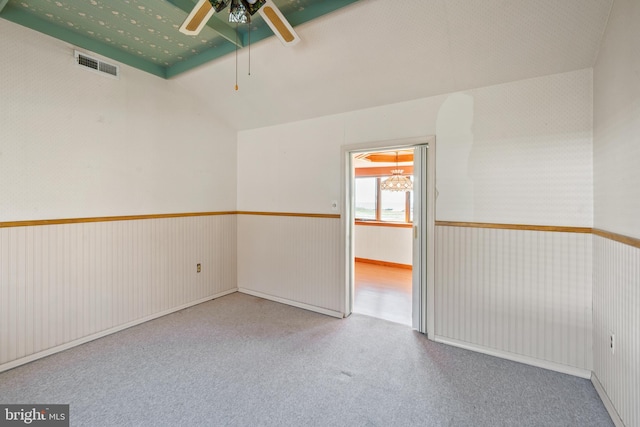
[344,137,434,335]
[351,149,415,326]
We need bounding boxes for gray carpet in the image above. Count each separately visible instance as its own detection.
[0,293,612,426]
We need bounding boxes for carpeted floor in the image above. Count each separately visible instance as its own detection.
[0,293,612,426]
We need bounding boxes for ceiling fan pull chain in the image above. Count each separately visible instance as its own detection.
[235,21,239,91]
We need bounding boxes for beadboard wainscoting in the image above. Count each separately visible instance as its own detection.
[237,213,343,317]
[0,214,237,371]
[434,225,593,377]
[593,235,640,427]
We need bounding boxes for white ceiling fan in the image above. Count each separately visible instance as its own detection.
[179,0,300,46]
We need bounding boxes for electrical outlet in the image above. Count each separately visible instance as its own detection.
[197,263,201,273]
[609,333,615,354]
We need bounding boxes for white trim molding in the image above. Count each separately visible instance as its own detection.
[0,289,237,373]
[592,372,625,427]
[434,336,592,379]
[238,288,344,319]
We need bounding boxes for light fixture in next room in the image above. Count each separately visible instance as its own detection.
[381,152,413,192]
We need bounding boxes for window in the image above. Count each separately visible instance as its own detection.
[355,176,413,223]
[355,177,377,220]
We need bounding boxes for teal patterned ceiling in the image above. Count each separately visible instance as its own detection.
[0,0,359,78]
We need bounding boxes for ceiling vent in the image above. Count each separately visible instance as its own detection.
[74,50,119,79]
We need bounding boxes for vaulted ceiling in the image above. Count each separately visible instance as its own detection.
[175,0,613,129]
[1,0,613,130]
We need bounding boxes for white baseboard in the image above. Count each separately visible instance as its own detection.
[591,372,625,427]
[238,288,344,319]
[433,335,592,379]
[0,288,238,374]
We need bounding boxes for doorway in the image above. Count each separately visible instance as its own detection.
[352,148,415,326]
[343,137,435,335]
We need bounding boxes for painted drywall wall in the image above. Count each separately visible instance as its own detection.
[436,81,593,226]
[354,225,412,266]
[239,69,593,226]
[593,0,640,240]
[237,69,594,372]
[593,0,640,425]
[0,21,239,371]
[0,20,237,222]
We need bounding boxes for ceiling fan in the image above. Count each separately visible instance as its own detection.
[179,0,300,46]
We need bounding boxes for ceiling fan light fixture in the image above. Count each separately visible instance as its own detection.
[211,0,232,13]
[228,0,266,24]
[229,1,250,23]
[179,0,298,46]
[244,0,266,15]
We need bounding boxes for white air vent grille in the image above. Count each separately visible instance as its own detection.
[98,61,118,76]
[74,50,119,78]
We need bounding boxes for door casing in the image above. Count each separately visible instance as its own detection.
[341,136,435,337]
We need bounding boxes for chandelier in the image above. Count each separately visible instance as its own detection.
[381,152,413,192]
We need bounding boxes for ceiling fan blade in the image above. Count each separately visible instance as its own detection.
[179,0,215,36]
[258,0,300,46]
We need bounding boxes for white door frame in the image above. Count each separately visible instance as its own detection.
[341,136,435,337]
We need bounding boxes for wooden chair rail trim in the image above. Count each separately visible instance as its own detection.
[593,228,640,250]
[437,221,640,249]
[0,211,342,228]
[0,211,238,228]
[2,214,638,249]
[435,221,592,234]
[355,220,413,228]
[237,211,340,219]
[355,257,412,270]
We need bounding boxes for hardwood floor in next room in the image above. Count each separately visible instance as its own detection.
[353,261,412,326]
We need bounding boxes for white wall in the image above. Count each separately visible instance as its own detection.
[436,77,593,226]
[436,226,593,376]
[0,15,605,388]
[238,69,593,225]
[354,225,412,266]
[0,20,237,222]
[593,0,640,240]
[237,115,345,214]
[0,21,239,370]
[592,236,639,426]
[237,214,342,315]
[593,0,640,425]
[431,69,594,376]
[237,69,594,375]
[0,215,237,372]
